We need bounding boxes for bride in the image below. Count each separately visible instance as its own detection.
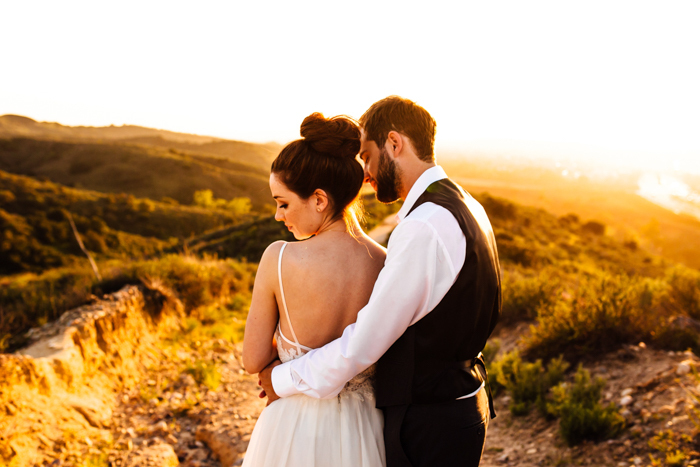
[241,113,387,466]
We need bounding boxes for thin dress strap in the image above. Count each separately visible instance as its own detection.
[278,243,303,354]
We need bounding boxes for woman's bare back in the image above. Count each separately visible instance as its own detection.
[276,232,385,350]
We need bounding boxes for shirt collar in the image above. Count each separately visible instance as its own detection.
[395,165,448,222]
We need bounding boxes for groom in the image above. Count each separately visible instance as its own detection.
[261,96,501,467]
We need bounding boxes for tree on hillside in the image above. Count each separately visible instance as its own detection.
[193,190,251,217]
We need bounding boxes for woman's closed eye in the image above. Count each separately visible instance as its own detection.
[278,204,288,209]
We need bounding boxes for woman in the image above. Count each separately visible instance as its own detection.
[241,113,387,466]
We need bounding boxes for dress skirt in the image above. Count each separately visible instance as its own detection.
[242,391,386,467]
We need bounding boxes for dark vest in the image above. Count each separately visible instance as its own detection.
[375,178,501,408]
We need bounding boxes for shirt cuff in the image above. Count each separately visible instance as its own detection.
[271,361,298,398]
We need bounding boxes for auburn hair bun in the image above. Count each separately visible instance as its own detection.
[300,113,361,159]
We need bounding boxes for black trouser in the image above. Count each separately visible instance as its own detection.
[383,387,490,467]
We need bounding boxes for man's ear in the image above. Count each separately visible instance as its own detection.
[386,131,403,159]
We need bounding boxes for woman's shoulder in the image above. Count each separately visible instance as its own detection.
[261,240,286,261]
[256,241,287,279]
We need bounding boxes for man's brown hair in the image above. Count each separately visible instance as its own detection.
[359,96,436,162]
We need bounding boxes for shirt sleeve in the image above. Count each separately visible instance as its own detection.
[271,216,463,399]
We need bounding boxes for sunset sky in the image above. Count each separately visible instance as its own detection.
[1,1,698,172]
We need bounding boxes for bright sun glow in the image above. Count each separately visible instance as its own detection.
[1,0,698,172]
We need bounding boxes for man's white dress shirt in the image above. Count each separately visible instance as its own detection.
[272,166,483,400]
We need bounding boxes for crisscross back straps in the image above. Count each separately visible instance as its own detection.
[278,243,303,354]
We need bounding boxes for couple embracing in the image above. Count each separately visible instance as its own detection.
[242,96,501,467]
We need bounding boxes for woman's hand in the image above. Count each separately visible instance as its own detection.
[258,359,282,406]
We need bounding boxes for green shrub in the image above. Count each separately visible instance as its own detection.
[483,338,501,367]
[524,274,666,361]
[647,430,697,466]
[548,365,625,446]
[193,189,252,218]
[0,254,256,352]
[0,266,98,350]
[501,268,559,324]
[184,359,222,390]
[581,221,606,236]
[489,350,568,415]
[653,325,700,355]
[665,265,700,320]
[480,194,517,221]
[186,298,250,345]
[113,254,256,311]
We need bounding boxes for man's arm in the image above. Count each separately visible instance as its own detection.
[269,214,465,399]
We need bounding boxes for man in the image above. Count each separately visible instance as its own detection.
[260,96,501,467]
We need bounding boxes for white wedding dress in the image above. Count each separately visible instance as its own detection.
[242,243,386,467]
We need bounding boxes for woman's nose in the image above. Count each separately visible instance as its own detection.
[275,210,284,222]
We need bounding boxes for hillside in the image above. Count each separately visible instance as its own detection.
[0,114,281,168]
[0,115,222,143]
[0,170,248,274]
[1,212,698,465]
[1,117,699,464]
[442,159,700,270]
[0,138,273,208]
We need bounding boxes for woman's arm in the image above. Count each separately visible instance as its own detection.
[242,241,284,374]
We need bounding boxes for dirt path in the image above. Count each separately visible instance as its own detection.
[479,325,700,466]
[100,339,264,467]
[102,328,699,467]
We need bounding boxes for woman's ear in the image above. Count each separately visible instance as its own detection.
[313,189,330,213]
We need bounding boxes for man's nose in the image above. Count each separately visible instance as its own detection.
[363,165,371,183]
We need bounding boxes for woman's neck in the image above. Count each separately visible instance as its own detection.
[316,213,363,238]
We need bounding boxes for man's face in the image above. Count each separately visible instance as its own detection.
[359,130,402,203]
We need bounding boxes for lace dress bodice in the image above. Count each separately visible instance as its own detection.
[275,326,377,401]
[275,243,377,401]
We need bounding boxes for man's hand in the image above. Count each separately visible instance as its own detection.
[258,359,282,406]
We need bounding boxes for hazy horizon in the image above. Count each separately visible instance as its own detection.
[2,0,698,175]
[4,111,699,180]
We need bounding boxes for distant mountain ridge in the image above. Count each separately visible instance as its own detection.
[0,114,281,169]
[0,115,285,208]
[0,114,224,143]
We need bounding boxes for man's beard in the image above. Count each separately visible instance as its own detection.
[375,147,403,203]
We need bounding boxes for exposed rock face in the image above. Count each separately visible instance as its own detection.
[0,284,184,466]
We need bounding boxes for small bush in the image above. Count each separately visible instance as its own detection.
[489,350,568,415]
[524,274,666,361]
[547,365,625,446]
[0,254,256,352]
[501,269,559,324]
[185,359,222,390]
[665,265,700,320]
[480,194,517,221]
[483,338,501,367]
[0,266,98,351]
[653,325,700,355]
[647,430,697,466]
[581,221,606,236]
